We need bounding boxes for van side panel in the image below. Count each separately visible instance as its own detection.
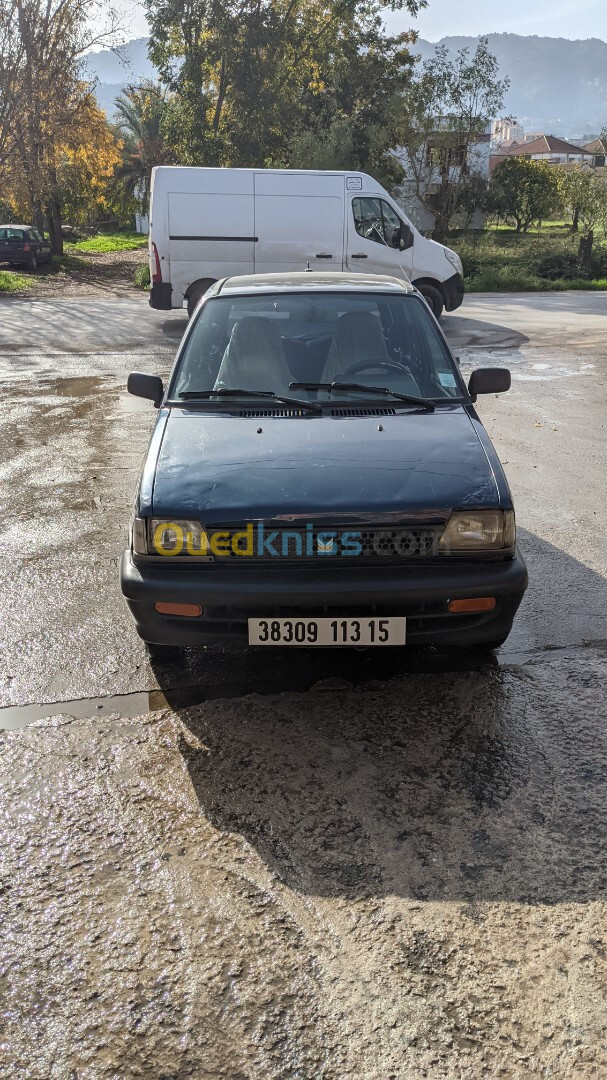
[167,171,255,305]
[254,172,344,273]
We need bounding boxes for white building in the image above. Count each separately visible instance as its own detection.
[491,118,524,146]
[395,124,492,232]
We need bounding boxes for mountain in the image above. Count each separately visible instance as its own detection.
[82,38,155,117]
[85,32,607,136]
[412,34,607,137]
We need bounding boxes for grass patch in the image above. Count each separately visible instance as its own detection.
[0,269,33,291]
[68,231,147,253]
[134,262,150,290]
[451,226,607,293]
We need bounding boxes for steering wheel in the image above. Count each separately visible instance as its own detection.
[339,359,413,378]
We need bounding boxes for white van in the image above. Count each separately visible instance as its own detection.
[148,167,464,319]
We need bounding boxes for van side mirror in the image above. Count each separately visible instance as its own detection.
[468,367,511,401]
[127,372,164,407]
[399,225,414,251]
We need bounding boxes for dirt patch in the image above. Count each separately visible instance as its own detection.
[2,652,607,1078]
[2,247,147,299]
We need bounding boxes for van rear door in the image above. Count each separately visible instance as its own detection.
[254,172,344,273]
[168,172,256,297]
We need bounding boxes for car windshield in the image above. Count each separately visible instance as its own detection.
[170,292,466,404]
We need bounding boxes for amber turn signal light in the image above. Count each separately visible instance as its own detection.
[448,597,496,613]
[154,602,203,617]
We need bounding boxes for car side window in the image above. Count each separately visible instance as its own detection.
[31,229,43,242]
[352,197,403,249]
[380,202,403,249]
[352,198,386,246]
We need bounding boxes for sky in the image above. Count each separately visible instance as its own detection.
[113,0,607,43]
[384,0,607,41]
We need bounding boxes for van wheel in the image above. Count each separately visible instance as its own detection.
[418,283,444,320]
[186,280,214,318]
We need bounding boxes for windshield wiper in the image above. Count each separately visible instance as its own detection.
[290,382,435,412]
[178,387,322,413]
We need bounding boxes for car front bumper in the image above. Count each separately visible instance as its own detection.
[443,271,465,311]
[121,549,528,648]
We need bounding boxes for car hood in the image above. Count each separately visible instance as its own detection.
[150,407,500,524]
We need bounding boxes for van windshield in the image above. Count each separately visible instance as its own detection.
[170,292,466,403]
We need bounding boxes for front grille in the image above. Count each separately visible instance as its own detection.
[212,524,438,560]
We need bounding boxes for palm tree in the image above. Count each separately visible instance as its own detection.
[112,80,173,215]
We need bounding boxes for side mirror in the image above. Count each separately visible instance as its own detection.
[127,371,164,407]
[468,367,511,401]
[399,225,414,251]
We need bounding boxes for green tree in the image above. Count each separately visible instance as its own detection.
[284,19,417,189]
[112,81,174,217]
[559,165,607,236]
[396,38,508,241]
[489,157,563,232]
[145,0,426,172]
[456,174,490,229]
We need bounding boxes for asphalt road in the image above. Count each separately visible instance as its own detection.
[1,291,606,1078]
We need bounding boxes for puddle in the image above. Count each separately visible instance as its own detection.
[458,348,597,382]
[0,689,168,731]
[51,376,110,397]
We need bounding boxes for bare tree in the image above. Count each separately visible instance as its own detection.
[397,38,509,241]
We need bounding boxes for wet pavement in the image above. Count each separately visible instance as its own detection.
[1,292,607,1077]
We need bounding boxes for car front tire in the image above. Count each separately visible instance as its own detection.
[479,636,509,652]
[145,641,185,663]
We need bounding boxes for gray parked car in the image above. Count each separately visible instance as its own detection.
[0,225,53,271]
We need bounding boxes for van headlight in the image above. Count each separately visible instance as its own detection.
[445,249,463,275]
[131,517,209,556]
[438,510,515,553]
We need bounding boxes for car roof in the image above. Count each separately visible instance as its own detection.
[0,224,31,229]
[216,271,416,296]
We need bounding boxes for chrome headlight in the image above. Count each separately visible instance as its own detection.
[445,249,463,275]
[131,518,209,556]
[438,510,515,553]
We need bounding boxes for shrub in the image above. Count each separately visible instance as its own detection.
[134,263,150,289]
[536,253,585,281]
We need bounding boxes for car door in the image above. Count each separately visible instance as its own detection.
[31,228,52,262]
[346,195,414,281]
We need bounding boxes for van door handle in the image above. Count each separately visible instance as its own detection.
[315,253,332,259]
[351,253,367,259]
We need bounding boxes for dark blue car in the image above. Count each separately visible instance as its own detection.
[122,273,527,659]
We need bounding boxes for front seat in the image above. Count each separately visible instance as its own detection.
[214,316,292,394]
[322,309,421,395]
[322,310,390,383]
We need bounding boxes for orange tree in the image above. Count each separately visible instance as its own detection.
[0,0,122,251]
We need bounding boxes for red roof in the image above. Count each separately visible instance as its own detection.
[583,138,607,153]
[505,135,594,157]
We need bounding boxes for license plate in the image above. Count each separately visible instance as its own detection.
[248,617,406,646]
